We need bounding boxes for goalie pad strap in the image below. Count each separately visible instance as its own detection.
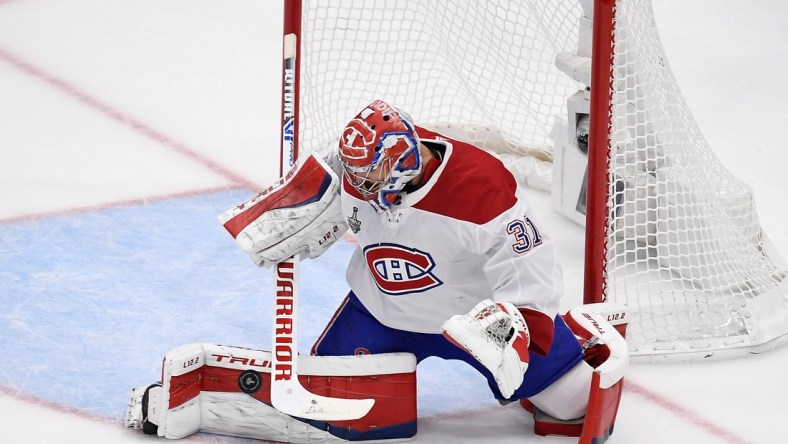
[158,344,417,442]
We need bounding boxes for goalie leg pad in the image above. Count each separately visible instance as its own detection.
[519,303,629,443]
[522,371,625,444]
[129,344,417,442]
[564,302,630,386]
[526,359,593,421]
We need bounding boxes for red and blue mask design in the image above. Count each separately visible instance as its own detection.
[338,100,422,211]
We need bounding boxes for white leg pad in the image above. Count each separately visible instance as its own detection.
[191,392,342,442]
[527,360,594,421]
[566,303,630,388]
[520,303,630,443]
[148,343,417,442]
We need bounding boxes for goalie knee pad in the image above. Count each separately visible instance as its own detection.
[126,344,417,442]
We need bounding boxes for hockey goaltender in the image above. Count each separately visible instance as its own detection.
[126,100,629,443]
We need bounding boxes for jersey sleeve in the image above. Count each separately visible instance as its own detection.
[473,189,563,354]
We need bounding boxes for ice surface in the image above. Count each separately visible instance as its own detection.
[1,1,786,443]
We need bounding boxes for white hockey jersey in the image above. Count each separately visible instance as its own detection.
[341,127,563,335]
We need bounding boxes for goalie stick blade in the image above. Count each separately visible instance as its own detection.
[271,380,375,421]
[271,257,374,421]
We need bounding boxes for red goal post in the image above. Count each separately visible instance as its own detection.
[282,0,788,361]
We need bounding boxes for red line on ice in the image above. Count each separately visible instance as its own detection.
[626,380,751,444]
[0,384,249,442]
[0,384,116,426]
[0,46,260,192]
[0,185,245,225]
[0,378,753,443]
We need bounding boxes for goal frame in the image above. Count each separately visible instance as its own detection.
[581,0,788,360]
[584,0,615,306]
[282,0,788,361]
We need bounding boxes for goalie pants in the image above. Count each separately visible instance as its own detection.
[312,292,585,401]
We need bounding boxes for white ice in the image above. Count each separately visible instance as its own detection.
[0,1,787,443]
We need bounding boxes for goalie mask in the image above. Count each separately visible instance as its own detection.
[338,100,422,212]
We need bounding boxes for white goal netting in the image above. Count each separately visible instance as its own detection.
[292,0,788,359]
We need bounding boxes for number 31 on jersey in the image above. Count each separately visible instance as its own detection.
[506,215,543,254]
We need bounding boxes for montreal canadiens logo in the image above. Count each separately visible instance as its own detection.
[363,243,443,295]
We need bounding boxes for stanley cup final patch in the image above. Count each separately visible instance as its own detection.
[348,206,362,234]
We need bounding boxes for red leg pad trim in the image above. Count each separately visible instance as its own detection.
[579,372,624,444]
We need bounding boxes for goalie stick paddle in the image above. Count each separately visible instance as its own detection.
[269,24,374,421]
[271,258,374,421]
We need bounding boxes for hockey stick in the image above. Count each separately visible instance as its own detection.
[269,19,374,421]
[271,258,374,420]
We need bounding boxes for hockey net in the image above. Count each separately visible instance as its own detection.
[286,0,788,360]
